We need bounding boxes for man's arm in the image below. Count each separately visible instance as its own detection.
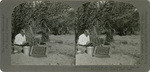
[14,35,20,45]
[77,35,86,45]
[14,35,27,46]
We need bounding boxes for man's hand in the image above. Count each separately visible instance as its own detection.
[22,41,26,44]
[86,41,90,45]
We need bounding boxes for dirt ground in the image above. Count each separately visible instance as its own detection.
[11,35,140,65]
[76,35,140,65]
[11,35,75,65]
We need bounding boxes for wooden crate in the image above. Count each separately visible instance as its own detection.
[30,45,47,57]
[93,46,110,58]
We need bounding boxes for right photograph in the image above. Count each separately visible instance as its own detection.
[75,1,140,65]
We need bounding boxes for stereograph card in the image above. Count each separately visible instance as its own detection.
[0,0,150,72]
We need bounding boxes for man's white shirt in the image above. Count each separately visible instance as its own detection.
[77,34,90,45]
[14,33,26,45]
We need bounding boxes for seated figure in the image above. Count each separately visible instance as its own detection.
[13,29,28,53]
[77,29,92,53]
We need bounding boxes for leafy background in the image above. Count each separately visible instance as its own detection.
[12,1,76,45]
[12,1,140,46]
[75,1,140,44]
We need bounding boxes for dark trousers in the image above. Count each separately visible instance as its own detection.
[12,46,23,53]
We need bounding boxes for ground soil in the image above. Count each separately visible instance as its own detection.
[11,35,75,65]
[11,35,140,65]
[76,35,140,65]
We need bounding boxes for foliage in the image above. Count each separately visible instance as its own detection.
[12,1,76,45]
[12,1,140,45]
[76,1,140,43]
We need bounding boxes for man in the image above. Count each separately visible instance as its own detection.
[13,29,27,53]
[77,29,92,53]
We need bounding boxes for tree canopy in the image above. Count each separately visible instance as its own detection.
[12,1,140,45]
[76,1,139,36]
[12,1,76,45]
[76,1,140,44]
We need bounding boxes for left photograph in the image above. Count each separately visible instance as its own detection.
[11,1,76,65]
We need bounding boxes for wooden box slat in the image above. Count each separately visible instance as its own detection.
[93,46,110,58]
[30,45,47,57]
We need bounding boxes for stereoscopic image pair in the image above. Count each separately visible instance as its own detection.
[11,1,140,65]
